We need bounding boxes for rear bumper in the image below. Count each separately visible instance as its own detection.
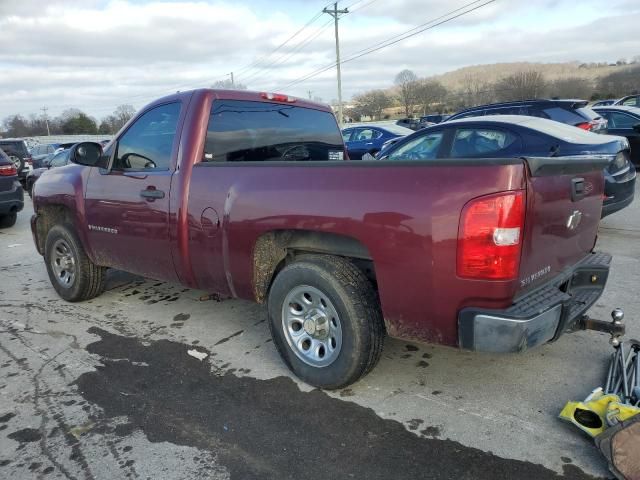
[0,180,24,216]
[458,252,611,353]
[603,167,636,217]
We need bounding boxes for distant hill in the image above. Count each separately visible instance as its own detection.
[430,61,636,91]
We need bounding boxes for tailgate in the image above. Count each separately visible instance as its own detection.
[517,156,609,295]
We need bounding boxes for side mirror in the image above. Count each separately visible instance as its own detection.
[633,123,640,133]
[69,142,109,168]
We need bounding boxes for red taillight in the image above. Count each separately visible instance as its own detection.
[260,92,296,103]
[576,122,591,130]
[457,191,525,280]
[0,164,17,176]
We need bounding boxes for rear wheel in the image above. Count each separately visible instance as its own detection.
[267,254,384,389]
[44,224,106,302]
[0,213,17,228]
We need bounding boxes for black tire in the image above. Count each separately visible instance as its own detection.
[267,254,384,389]
[0,213,17,228]
[44,223,106,302]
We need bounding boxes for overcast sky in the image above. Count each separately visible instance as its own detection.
[1,0,639,121]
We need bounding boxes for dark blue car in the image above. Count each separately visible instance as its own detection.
[376,115,636,217]
[342,123,413,159]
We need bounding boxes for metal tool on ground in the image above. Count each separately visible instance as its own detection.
[559,308,640,480]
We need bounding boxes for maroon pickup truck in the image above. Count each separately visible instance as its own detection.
[31,89,613,388]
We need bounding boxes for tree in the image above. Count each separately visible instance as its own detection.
[457,73,496,109]
[416,80,447,115]
[549,77,593,100]
[495,70,547,101]
[394,69,420,116]
[351,90,392,121]
[113,104,136,130]
[595,65,640,98]
[61,112,97,134]
[212,79,247,90]
[2,115,30,137]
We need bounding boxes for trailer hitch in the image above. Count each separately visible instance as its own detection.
[577,308,626,346]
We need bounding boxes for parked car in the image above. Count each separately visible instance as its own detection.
[26,148,71,197]
[395,118,420,130]
[615,95,640,108]
[593,106,640,167]
[0,138,33,187]
[32,88,613,389]
[420,114,449,124]
[377,115,635,217]
[592,99,618,107]
[446,99,607,133]
[0,147,24,228]
[342,123,413,159]
[30,142,76,168]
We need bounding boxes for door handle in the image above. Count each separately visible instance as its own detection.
[140,187,165,200]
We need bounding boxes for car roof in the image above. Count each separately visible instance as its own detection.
[343,122,414,135]
[593,105,640,116]
[462,98,586,108]
[429,114,620,145]
[0,138,27,143]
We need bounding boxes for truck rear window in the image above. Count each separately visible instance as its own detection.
[203,100,344,162]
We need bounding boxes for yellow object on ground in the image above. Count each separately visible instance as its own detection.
[559,389,640,438]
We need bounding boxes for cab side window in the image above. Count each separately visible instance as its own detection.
[113,102,180,170]
[342,129,354,142]
[451,128,518,157]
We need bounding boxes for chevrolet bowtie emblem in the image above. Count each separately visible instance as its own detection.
[566,210,583,230]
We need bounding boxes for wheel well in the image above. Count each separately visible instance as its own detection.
[252,230,376,303]
[34,205,74,255]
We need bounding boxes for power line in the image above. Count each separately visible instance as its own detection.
[234,7,327,79]
[233,2,334,85]
[348,0,381,13]
[278,0,496,90]
[241,18,334,86]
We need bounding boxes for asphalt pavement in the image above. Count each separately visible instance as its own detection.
[1,186,639,480]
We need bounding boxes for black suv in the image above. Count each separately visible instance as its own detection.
[0,147,24,228]
[446,99,607,133]
[0,139,32,187]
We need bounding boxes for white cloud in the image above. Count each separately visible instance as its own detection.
[0,0,638,121]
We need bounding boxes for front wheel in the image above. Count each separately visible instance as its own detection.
[44,224,106,302]
[0,213,17,228]
[267,254,384,389]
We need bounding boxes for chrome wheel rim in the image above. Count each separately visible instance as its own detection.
[282,285,342,368]
[9,156,21,170]
[51,239,76,288]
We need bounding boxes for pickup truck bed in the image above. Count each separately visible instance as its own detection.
[31,89,611,388]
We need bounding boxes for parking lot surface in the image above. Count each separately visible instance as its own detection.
[1,190,639,480]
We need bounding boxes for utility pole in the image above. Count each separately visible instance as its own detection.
[308,90,313,100]
[41,106,50,136]
[230,72,235,88]
[323,2,348,126]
